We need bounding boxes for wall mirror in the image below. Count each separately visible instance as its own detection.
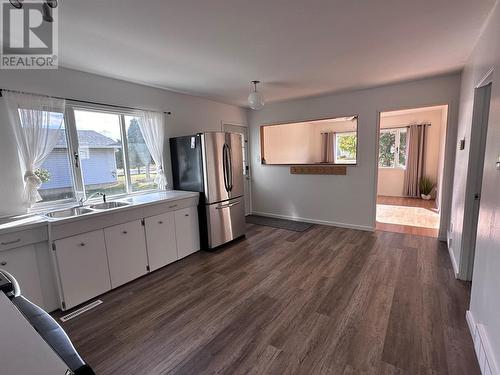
[260,115,358,165]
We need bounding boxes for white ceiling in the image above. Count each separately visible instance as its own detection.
[59,0,495,107]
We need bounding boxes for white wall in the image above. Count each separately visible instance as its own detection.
[377,107,446,197]
[0,67,246,217]
[247,74,460,231]
[454,1,500,372]
[377,168,405,197]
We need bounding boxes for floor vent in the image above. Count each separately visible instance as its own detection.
[60,300,103,322]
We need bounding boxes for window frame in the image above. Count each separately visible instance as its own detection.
[32,103,161,209]
[334,131,357,164]
[378,127,407,169]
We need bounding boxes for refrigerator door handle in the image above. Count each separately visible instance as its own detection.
[227,144,233,191]
[222,144,230,192]
[216,201,241,209]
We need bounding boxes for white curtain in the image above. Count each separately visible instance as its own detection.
[3,90,66,207]
[138,110,168,189]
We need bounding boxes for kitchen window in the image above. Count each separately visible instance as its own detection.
[378,127,407,168]
[30,105,160,207]
[124,115,158,192]
[73,109,127,197]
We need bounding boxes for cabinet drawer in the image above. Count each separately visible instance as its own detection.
[54,230,111,310]
[142,197,199,217]
[0,245,44,307]
[0,226,48,252]
[104,220,148,288]
[175,207,200,259]
[145,212,177,271]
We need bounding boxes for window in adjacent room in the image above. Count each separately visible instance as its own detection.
[378,127,407,168]
[334,131,357,164]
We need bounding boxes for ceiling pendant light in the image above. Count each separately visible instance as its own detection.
[248,80,265,110]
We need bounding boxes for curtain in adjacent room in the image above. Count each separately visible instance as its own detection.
[321,132,335,163]
[403,124,427,197]
[138,110,168,189]
[3,90,66,207]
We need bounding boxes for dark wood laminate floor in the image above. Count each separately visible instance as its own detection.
[55,224,479,374]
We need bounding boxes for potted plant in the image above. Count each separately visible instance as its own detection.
[419,176,435,200]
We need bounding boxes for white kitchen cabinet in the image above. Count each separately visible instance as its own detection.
[175,207,200,259]
[0,245,44,307]
[104,220,148,288]
[144,212,177,271]
[53,230,111,310]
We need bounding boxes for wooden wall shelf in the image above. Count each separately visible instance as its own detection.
[290,165,347,175]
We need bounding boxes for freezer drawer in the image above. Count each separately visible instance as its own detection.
[206,197,246,248]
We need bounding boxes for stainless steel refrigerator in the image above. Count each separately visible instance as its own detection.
[170,132,246,249]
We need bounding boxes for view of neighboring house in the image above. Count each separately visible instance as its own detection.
[39,129,121,200]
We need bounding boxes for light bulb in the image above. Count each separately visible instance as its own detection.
[248,91,265,110]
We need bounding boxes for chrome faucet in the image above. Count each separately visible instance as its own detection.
[79,192,106,206]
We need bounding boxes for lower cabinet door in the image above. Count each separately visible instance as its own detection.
[0,245,44,307]
[175,207,200,259]
[144,212,177,271]
[104,220,148,288]
[54,230,111,310]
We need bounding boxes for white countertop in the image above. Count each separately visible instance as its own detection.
[0,190,199,235]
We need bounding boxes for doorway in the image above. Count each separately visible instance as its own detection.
[459,80,492,280]
[222,122,251,215]
[375,105,449,237]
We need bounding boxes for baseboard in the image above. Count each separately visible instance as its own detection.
[466,310,499,375]
[251,211,374,232]
[447,246,460,278]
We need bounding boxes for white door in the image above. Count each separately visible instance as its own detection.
[104,220,149,288]
[54,230,111,310]
[460,82,492,280]
[175,207,200,259]
[144,212,178,271]
[223,123,251,215]
[0,245,44,307]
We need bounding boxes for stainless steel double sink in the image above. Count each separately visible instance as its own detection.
[45,201,130,219]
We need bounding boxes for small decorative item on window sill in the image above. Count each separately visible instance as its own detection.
[290,165,347,175]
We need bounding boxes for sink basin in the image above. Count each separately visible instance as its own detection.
[90,201,130,210]
[45,207,94,219]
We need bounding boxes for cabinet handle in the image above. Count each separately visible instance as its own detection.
[0,261,6,266]
[122,231,128,234]
[185,214,189,217]
[169,204,177,209]
[79,242,86,247]
[1,238,21,246]
[158,221,163,224]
